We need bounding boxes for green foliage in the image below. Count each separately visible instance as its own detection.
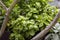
[10,33,25,40]
[0,6,5,28]
[0,0,58,40]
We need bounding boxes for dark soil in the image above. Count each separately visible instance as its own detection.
[0,31,10,40]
